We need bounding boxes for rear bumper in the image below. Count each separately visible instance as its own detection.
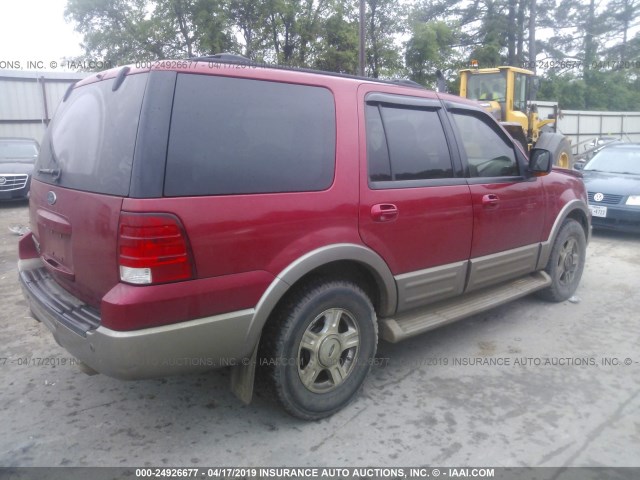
[19,258,255,380]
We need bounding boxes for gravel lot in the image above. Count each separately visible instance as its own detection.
[1,200,639,468]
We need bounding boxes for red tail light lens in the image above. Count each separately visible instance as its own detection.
[118,213,194,285]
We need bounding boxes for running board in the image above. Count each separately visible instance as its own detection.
[380,271,551,343]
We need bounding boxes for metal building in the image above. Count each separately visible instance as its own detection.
[0,70,89,144]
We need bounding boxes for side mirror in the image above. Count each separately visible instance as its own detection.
[573,161,586,171]
[528,148,552,176]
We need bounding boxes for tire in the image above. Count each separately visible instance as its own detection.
[552,139,573,169]
[537,219,586,302]
[260,280,378,420]
[536,132,573,169]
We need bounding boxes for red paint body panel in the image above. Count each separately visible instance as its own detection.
[468,179,546,258]
[29,180,123,308]
[540,170,590,238]
[101,270,275,331]
[359,187,474,273]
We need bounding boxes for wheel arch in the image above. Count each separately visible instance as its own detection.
[231,244,396,406]
[244,244,396,351]
[537,200,590,269]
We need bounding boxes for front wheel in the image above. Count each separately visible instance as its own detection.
[537,219,586,302]
[260,280,378,420]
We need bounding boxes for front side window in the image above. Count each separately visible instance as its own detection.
[452,111,519,177]
[165,74,336,196]
[366,104,453,183]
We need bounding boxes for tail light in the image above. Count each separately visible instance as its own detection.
[118,213,194,285]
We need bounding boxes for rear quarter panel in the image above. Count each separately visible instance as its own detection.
[121,76,364,315]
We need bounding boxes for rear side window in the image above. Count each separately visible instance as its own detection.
[366,104,453,182]
[35,73,148,196]
[165,74,336,196]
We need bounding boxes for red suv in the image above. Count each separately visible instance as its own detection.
[19,57,590,420]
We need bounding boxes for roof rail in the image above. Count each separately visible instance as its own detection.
[189,53,252,63]
[388,79,423,88]
[187,53,426,90]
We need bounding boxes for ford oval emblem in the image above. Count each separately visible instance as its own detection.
[47,191,57,205]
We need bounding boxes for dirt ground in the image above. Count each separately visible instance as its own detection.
[0,200,639,468]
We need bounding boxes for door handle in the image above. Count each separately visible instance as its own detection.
[371,204,399,222]
[481,194,500,208]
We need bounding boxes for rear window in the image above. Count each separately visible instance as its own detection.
[34,73,148,196]
[164,74,336,196]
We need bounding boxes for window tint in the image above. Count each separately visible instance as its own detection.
[452,112,518,177]
[365,105,391,181]
[165,74,336,196]
[366,103,453,182]
[35,73,148,196]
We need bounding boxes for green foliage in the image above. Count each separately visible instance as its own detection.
[538,70,640,111]
[313,2,359,74]
[405,21,455,87]
[64,0,640,112]
[365,0,404,78]
[538,72,587,109]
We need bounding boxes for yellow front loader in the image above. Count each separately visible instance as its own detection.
[459,66,573,168]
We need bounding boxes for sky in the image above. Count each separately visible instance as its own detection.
[0,0,84,71]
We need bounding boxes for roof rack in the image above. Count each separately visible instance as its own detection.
[187,53,426,90]
[189,53,252,63]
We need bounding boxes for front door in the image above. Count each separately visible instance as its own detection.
[447,106,547,291]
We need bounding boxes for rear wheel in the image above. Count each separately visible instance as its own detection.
[537,219,586,302]
[260,280,377,420]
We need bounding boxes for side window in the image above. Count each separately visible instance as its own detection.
[451,112,519,177]
[366,105,391,181]
[165,74,336,196]
[514,73,527,113]
[366,103,453,183]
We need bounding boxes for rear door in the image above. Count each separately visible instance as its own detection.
[30,71,149,307]
[358,86,473,313]
[446,104,547,291]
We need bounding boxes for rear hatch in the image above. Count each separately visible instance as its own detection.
[30,71,148,308]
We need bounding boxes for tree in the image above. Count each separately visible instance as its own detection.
[65,0,235,64]
[65,0,161,63]
[313,0,359,73]
[405,21,455,86]
[365,0,404,78]
[225,0,267,59]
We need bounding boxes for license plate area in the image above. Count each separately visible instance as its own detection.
[589,205,607,218]
[36,209,74,275]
